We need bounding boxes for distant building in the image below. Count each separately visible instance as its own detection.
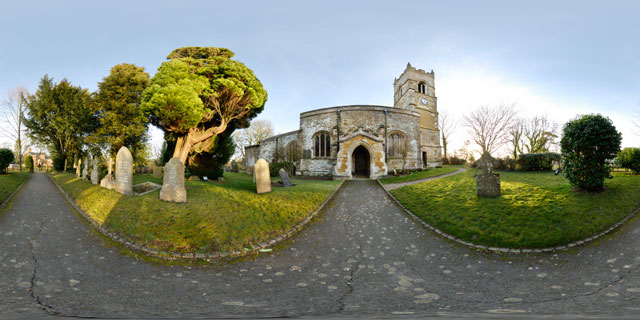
[245,63,443,179]
[23,149,53,167]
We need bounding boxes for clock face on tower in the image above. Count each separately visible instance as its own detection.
[419,98,429,106]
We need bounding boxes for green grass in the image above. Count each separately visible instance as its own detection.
[379,166,461,184]
[0,172,30,204]
[52,172,341,254]
[390,170,640,249]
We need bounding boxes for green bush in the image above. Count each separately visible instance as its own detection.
[517,153,561,171]
[560,114,621,192]
[24,155,34,172]
[52,156,65,171]
[448,156,466,165]
[270,161,295,177]
[0,148,14,173]
[616,148,640,174]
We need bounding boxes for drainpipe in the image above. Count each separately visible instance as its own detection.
[336,110,341,153]
[384,109,388,163]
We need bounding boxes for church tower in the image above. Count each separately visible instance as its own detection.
[393,63,442,167]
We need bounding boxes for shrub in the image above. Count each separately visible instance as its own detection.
[0,148,14,173]
[517,153,561,171]
[52,156,65,172]
[270,161,295,177]
[560,114,621,192]
[24,155,34,172]
[187,134,235,179]
[448,156,466,165]
[616,148,640,174]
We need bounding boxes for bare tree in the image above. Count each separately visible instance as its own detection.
[462,104,517,156]
[232,119,274,159]
[438,111,457,162]
[523,115,558,153]
[1,87,29,171]
[634,103,640,136]
[508,118,525,159]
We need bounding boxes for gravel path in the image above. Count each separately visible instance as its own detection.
[383,167,467,190]
[1,173,640,318]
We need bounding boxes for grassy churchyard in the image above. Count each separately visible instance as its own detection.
[391,169,640,249]
[0,172,30,205]
[378,166,461,184]
[52,172,340,254]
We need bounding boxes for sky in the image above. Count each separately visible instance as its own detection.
[1,0,639,156]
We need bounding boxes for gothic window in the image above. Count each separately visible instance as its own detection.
[388,132,406,157]
[313,132,331,158]
[418,82,426,94]
[286,141,298,162]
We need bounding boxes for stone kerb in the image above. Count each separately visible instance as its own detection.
[114,146,133,196]
[159,157,186,203]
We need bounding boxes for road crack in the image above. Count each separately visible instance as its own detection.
[28,214,57,314]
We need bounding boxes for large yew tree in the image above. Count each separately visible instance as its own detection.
[141,47,267,164]
[92,63,150,162]
[24,76,96,171]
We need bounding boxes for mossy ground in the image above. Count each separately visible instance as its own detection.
[52,172,341,254]
[0,172,30,204]
[390,170,640,249]
[379,166,460,184]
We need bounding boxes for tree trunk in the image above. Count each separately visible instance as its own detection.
[63,158,68,172]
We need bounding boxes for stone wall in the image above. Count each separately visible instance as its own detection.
[245,145,259,174]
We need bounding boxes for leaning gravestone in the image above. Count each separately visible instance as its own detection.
[152,166,163,179]
[82,157,89,180]
[100,157,115,189]
[90,158,99,185]
[255,159,271,194]
[159,157,186,203]
[76,159,82,178]
[279,168,293,187]
[115,147,133,196]
[475,151,501,197]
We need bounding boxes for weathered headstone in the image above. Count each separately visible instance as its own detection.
[76,159,82,178]
[279,168,292,187]
[82,157,89,180]
[100,157,115,189]
[152,166,163,179]
[115,146,133,196]
[252,167,256,183]
[159,157,186,203]
[90,158,99,185]
[475,151,501,197]
[255,159,271,194]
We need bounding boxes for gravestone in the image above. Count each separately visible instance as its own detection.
[76,159,82,178]
[252,167,256,183]
[159,157,187,203]
[100,157,115,189]
[475,151,501,197]
[152,166,163,179]
[90,158,99,185]
[255,159,271,194]
[279,168,293,187]
[115,146,133,196]
[82,157,89,180]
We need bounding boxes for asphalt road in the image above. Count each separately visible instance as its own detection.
[1,173,640,318]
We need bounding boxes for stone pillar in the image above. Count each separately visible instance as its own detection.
[159,157,187,203]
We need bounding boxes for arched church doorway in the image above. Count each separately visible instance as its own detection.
[352,145,370,178]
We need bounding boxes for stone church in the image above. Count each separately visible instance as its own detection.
[245,63,442,179]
